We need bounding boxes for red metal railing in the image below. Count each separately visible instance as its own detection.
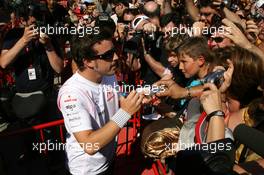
[0,119,64,138]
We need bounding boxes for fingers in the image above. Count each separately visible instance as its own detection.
[246,20,257,27]
[213,66,225,72]
[203,83,218,91]
[27,24,36,30]
[153,79,174,87]
[119,95,125,102]
[155,89,169,97]
[222,18,237,30]
[246,20,259,36]
[153,80,173,97]
[224,59,234,80]
[200,83,222,114]
[120,90,143,115]
[136,93,144,106]
[226,59,234,74]
[127,90,143,106]
[24,25,39,40]
[126,90,137,100]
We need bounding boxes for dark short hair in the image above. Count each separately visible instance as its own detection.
[71,30,112,71]
[165,33,190,51]
[123,8,139,17]
[198,0,213,8]
[160,13,181,28]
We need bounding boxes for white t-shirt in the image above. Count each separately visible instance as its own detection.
[57,72,119,175]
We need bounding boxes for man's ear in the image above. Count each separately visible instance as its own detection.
[197,56,205,67]
[83,59,95,69]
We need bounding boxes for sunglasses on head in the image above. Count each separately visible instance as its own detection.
[92,47,116,60]
[211,37,224,43]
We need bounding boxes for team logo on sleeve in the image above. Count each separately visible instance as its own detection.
[64,95,77,103]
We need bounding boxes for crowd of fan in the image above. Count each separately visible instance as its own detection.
[0,0,264,174]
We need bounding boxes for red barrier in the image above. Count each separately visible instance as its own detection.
[0,119,64,138]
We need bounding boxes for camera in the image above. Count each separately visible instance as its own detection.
[201,69,225,87]
[123,31,143,56]
[248,1,264,22]
[123,30,164,56]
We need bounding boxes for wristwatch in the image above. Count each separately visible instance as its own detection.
[206,110,225,121]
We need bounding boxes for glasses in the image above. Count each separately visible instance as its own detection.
[85,2,95,6]
[200,13,212,17]
[123,20,131,25]
[92,47,116,60]
[211,37,224,43]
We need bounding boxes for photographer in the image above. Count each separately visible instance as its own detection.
[0,7,63,121]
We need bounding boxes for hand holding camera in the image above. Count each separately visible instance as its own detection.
[39,31,50,45]
[142,22,157,33]
[200,83,223,115]
[21,25,39,45]
[245,19,260,42]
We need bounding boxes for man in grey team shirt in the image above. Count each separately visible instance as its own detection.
[57,31,144,175]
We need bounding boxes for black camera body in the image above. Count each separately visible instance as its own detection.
[201,69,225,87]
[123,30,164,56]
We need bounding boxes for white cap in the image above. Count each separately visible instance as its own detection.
[132,15,149,29]
[256,0,264,8]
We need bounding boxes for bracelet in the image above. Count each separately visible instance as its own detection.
[255,37,262,46]
[206,110,225,121]
[44,44,54,52]
[186,87,191,99]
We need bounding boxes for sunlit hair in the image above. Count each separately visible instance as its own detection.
[177,36,215,63]
[214,46,264,107]
[165,33,190,52]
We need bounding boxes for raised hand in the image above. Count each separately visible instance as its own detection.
[200,83,222,115]
[21,25,39,45]
[219,59,234,93]
[120,90,144,115]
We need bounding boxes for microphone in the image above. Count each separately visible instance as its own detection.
[233,124,264,158]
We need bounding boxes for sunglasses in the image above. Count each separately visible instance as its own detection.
[200,13,212,17]
[211,37,224,43]
[85,2,95,6]
[92,47,116,60]
[123,20,131,25]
